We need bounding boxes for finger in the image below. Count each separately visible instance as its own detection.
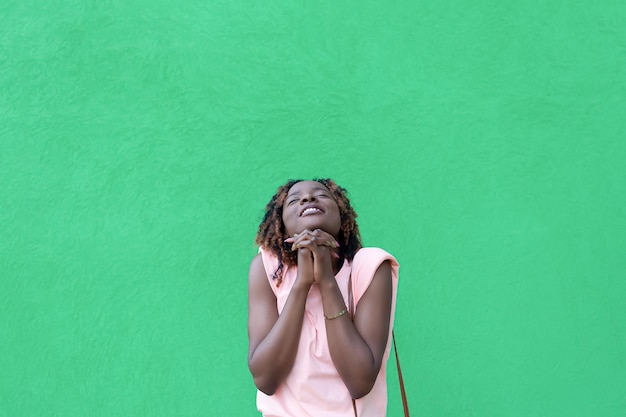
[311,229,340,248]
[296,246,314,267]
[293,238,321,256]
[314,238,339,248]
[286,229,311,243]
[290,231,318,249]
[292,237,317,249]
[291,237,314,251]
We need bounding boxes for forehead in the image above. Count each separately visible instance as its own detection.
[287,181,331,196]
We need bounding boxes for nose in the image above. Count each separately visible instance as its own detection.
[300,192,317,204]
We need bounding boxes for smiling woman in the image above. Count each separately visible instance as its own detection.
[248,179,400,417]
[282,181,342,246]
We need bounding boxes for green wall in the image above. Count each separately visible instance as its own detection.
[2,1,625,416]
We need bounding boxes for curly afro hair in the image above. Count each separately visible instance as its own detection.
[255,178,362,286]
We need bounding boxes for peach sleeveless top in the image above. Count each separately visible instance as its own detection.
[257,247,400,417]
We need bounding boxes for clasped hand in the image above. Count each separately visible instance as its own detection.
[284,229,341,286]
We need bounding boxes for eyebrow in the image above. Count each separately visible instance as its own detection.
[287,186,330,198]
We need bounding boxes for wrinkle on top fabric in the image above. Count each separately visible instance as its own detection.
[257,247,399,417]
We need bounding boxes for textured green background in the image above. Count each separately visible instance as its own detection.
[1,1,625,416]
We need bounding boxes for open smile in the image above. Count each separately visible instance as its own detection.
[300,205,325,217]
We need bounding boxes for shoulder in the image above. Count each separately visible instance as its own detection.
[248,253,276,299]
[249,253,266,284]
[255,247,282,279]
[250,248,284,295]
[351,247,399,304]
[353,247,399,271]
[249,252,264,273]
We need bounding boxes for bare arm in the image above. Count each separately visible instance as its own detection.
[288,230,393,399]
[320,260,392,399]
[247,251,314,395]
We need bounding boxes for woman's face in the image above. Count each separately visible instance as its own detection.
[282,181,342,237]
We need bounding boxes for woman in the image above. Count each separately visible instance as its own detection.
[248,179,399,416]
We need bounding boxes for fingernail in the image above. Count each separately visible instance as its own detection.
[284,237,294,243]
[332,252,340,259]
[335,240,341,247]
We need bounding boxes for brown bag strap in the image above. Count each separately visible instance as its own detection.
[348,273,358,417]
[393,331,410,416]
[348,270,410,417]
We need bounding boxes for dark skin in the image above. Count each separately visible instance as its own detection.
[247,181,392,399]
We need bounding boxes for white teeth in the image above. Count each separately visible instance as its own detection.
[302,207,322,215]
